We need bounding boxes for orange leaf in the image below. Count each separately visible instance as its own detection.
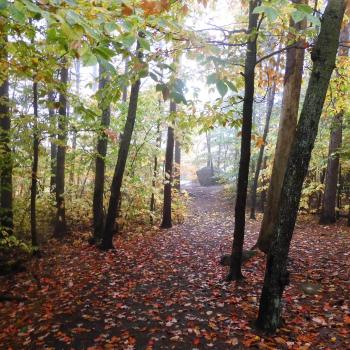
[344,314,350,325]
[193,337,201,345]
[122,3,133,16]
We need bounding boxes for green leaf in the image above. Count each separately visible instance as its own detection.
[81,50,98,66]
[104,22,119,33]
[264,7,278,21]
[93,46,116,60]
[138,37,150,51]
[121,34,136,48]
[291,10,306,24]
[252,5,266,14]
[216,80,228,97]
[156,83,169,101]
[295,4,313,14]
[9,5,26,23]
[0,0,8,10]
[170,91,187,105]
[225,81,238,92]
[174,78,185,92]
[206,73,217,85]
[307,14,321,27]
[149,72,158,82]
[47,27,57,41]
[21,0,42,14]
[253,5,278,21]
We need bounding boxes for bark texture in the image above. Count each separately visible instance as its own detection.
[150,120,161,223]
[30,81,39,246]
[227,0,259,281]
[92,64,111,240]
[319,114,342,224]
[256,1,306,253]
[319,24,349,224]
[161,102,176,229]
[48,90,57,193]
[256,0,345,332]
[54,65,68,236]
[174,139,181,191]
[101,46,142,250]
[0,28,13,233]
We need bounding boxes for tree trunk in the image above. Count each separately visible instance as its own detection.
[122,59,128,103]
[250,65,279,219]
[30,80,39,246]
[256,0,345,332]
[206,131,214,175]
[319,23,349,224]
[150,119,161,223]
[174,139,181,191]
[160,102,176,229]
[0,29,13,233]
[101,45,142,250]
[256,1,307,253]
[226,0,259,281]
[54,65,68,237]
[260,156,267,212]
[92,64,111,240]
[319,114,342,224]
[69,60,80,188]
[48,90,57,194]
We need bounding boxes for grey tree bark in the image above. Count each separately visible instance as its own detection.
[256,0,307,253]
[256,0,345,332]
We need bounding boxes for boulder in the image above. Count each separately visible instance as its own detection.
[196,166,217,186]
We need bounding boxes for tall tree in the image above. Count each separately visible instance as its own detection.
[150,118,161,223]
[174,138,181,191]
[256,0,345,332]
[48,90,57,193]
[69,59,80,188]
[319,23,350,224]
[255,1,307,253]
[205,131,214,175]
[250,53,281,219]
[0,23,13,233]
[160,101,176,229]
[30,78,39,246]
[226,0,260,281]
[101,42,142,250]
[92,63,111,241]
[54,64,68,236]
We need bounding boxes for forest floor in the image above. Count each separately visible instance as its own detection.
[1,183,350,350]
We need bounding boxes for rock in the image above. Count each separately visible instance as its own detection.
[196,167,217,186]
[300,282,322,295]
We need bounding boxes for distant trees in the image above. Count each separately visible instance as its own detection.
[250,53,281,220]
[319,23,350,224]
[256,0,345,332]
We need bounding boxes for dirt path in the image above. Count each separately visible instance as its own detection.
[1,183,350,349]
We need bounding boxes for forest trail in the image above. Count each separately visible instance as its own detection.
[1,183,350,349]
